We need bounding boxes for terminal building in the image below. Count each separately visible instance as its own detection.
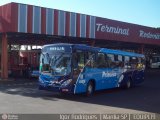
[0,2,160,79]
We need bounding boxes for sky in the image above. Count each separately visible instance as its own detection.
[0,0,160,28]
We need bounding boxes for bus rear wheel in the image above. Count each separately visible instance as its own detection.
[86,81,94,96]
[125,79,132,89]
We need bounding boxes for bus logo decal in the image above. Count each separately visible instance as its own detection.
[102,71,117,78]
[79,80,85,84]
[50,47,65,51]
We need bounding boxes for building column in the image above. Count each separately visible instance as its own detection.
[1,33,8,79]
[141,44,144,54]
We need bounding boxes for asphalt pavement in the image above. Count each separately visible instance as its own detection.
[0,69,159,114]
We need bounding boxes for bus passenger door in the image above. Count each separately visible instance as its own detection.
[72,50,87,94]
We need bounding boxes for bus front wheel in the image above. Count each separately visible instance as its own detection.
[86,81,94,96]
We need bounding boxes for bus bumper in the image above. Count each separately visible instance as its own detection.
[39,85,60,92]
[39,84,74,94]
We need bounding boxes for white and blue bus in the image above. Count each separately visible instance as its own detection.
[149,55,160,68]
[39,43,145,96]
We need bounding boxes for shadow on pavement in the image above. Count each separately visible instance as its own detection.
[0,69,160,113]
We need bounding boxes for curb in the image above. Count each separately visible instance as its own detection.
[0,78,38,85]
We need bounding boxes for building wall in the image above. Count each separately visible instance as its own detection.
[9,3,96,39]
[96,17,160,45]
[0,3,11,32]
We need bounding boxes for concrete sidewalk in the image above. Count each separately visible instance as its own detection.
[0,78,38,85]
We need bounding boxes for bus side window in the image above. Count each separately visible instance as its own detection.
[122,56,125,62]
[96,53,107,68]
[78,52,85,69]
[73,51,85,70]
[124,56,130,69]
[130,57,138,69]
[137,57,145,69]
[107,54,115,68]
[117,55,124,68]
[85,52,96,68]
[111,55,124,68]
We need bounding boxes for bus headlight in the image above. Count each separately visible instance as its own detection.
[62,79,72,86]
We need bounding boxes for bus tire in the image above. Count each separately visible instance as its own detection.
[86,81,94,96]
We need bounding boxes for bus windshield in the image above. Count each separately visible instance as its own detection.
[41,53,71,76]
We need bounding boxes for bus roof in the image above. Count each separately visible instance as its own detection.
[42,43,144,58]
[73,44,144,58]
[100,48,145,58]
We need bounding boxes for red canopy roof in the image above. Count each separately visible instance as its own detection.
[0,2,160,45]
